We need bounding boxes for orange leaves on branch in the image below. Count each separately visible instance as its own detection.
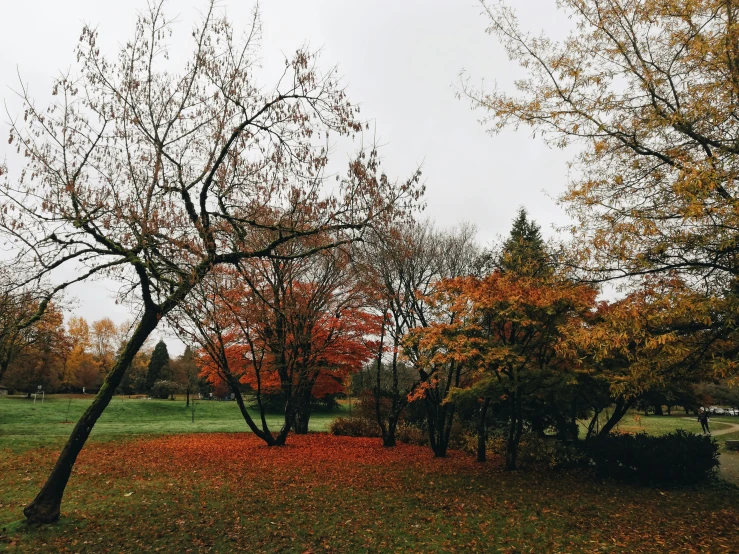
[406,270,596,383]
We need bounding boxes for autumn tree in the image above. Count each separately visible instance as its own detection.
[64,346,101,392]
[90,318,118,372]
[465,1,739,362]
[169,346,199,407]
[466,0,739,283]
[352,222,472,446]
[0,268,61,386]
[177,242,377,444]
[391,223,482,457]
[1,302,70,395]
[66,317,90,351]
[411,269,595,469]
[567,277,732,438]
[2,2,420,524]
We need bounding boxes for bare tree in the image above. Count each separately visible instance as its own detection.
[1,2,420,523]
[357,222,481,453]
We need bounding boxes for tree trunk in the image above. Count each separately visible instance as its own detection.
[653,404,664,416]
[569,398,579,440]
[228,377,276,446]
[426,399,454,457]
[383,417,398,447]
[374,315,388,441]
[293,388,312,435]
[185,387,190,408]
[505,439,518,470]
[294,410,310,434]
[598,396,633,438]
[530,413,546,437]
[476,397,491,462]
[505,393,524,471]
[274,398,294,446]
[24,310,160,524]
[585,408,602,440]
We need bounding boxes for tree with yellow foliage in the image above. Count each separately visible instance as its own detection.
[465,0,739,291]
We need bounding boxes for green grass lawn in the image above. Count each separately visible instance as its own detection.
[0,395,346,454]
[578,410,739,451]
[2,434,738,553]
[2,398,739,552]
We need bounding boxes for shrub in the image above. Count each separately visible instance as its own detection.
[329,417,429,446]
[395,423,428,446]
[587,430,719,485]
[149,380,183,400]
[329,417,380,438]
[459,432,587,468]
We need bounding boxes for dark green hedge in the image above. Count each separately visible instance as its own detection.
[587,430,719,485]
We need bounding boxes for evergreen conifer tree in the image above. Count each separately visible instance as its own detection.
[146,340,170,392]
[500,208,549,276]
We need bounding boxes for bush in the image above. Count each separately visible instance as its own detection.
[587,430,719,485]
[395,423,428,446]
[149,380,183,400]
[459,432,587,468]
[329,417,429,446]
[329,417,380,438]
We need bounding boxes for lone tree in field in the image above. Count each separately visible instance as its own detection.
[175,241,376,445]
[146,340,170,392]
[1,2,420,524]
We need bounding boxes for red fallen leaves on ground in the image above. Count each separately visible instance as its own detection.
[2,434,739,553]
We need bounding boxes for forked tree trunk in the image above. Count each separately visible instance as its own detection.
[382,412,401,447]
[227,376,277,446]
[597,396,633,438]
[585,407,602,440]
[274,398,294,446]
[24,310,160,524]
[426,399,455,458]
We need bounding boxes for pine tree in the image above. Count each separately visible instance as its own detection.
[500,208,549,276]
[146,340,170,392]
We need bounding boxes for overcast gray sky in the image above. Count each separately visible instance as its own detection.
[0,0,575,351]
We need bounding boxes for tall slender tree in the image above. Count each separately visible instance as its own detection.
[2,2,420,524]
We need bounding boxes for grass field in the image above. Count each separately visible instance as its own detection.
[2,396,739,552]
[2,434,738,553]
[0,395,346,454]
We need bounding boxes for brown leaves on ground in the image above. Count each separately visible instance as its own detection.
[1,434,738,553]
